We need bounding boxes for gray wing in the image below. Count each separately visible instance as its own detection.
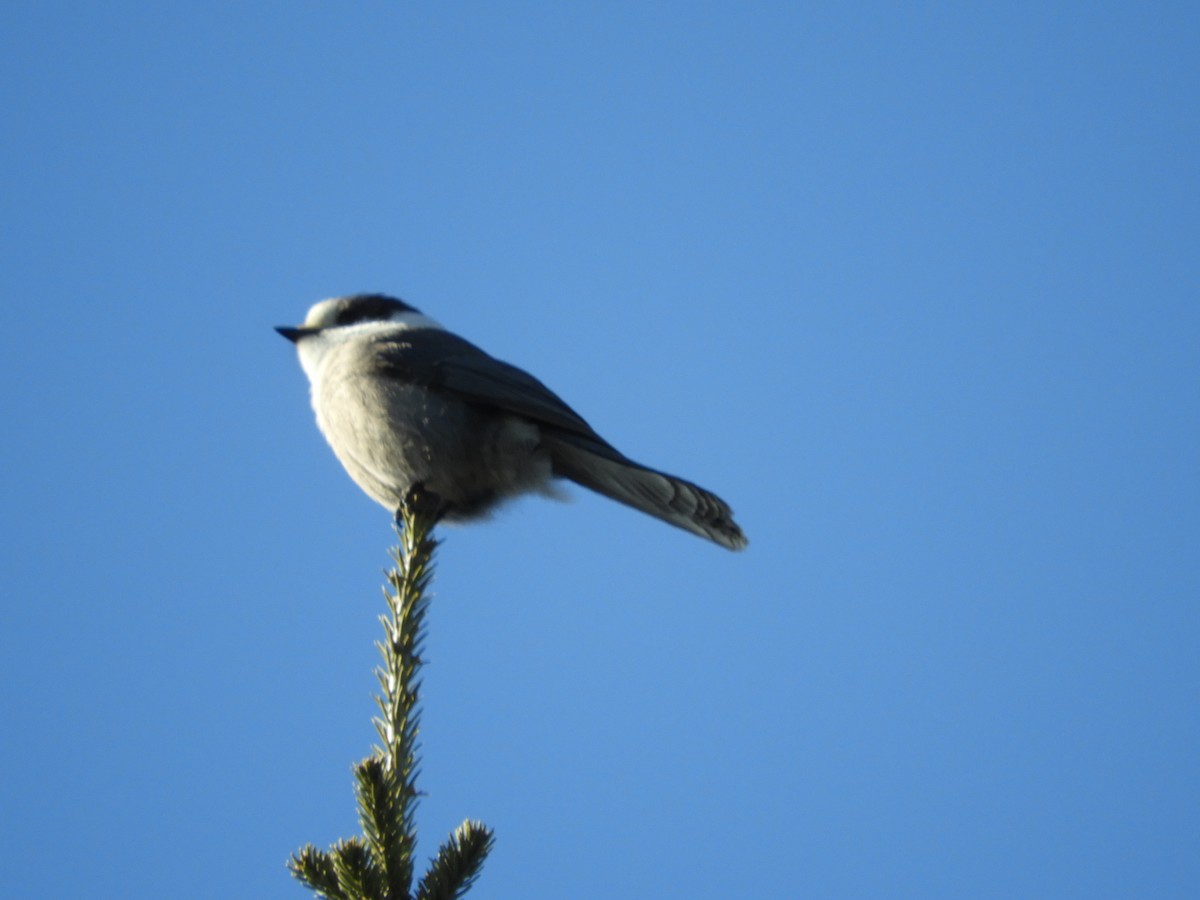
[369,328,620,452]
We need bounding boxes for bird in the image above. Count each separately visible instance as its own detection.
[276,294,747,550]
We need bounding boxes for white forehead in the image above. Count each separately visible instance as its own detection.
[301,298,347,328]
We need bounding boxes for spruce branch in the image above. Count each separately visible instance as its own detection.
[289,489,493,899]
[331,839,382,899]
[289,846,349,900]
[415,821,496,900]
[355,756,413,896]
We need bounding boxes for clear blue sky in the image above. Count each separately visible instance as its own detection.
[2,3,1197,897]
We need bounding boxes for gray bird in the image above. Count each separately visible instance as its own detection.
[277,294,747,550]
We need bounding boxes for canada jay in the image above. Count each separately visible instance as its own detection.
[277,294,747,550]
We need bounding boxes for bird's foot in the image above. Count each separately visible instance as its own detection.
[395,483,446,529]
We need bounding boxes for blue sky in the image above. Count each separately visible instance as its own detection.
[2,3,1197,897]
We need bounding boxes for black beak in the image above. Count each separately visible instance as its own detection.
[275,326,309,344]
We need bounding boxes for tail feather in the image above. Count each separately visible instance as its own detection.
[544,436,747,551]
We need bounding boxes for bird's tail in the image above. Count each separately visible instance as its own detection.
[544,435,747,551]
